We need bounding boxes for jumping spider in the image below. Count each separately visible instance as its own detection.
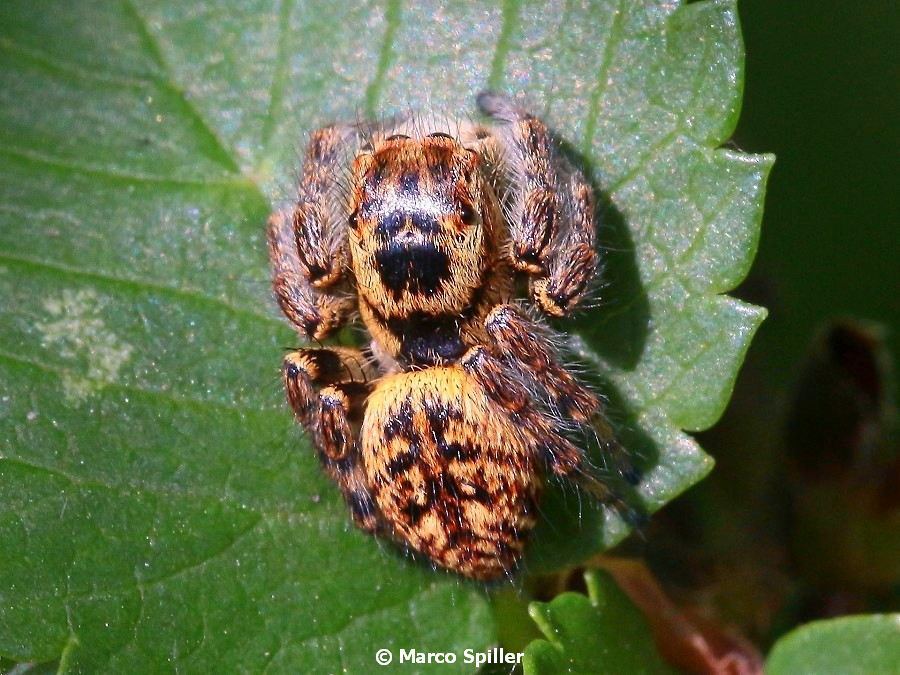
[268,92,626,580]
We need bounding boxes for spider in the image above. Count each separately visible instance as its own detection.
[267,92,625,580]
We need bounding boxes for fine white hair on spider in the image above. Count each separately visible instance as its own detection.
[266,92,640,581]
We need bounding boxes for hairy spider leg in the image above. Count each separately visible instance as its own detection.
[476,92,598,317]
[282,347,383,532]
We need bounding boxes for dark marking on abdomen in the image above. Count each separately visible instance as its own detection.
[386,443,421,477]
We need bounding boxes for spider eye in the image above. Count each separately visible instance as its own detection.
[348,211,359,231]
[459,203,477,226]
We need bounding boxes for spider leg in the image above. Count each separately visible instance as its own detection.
[268,124,362,340]
[459,346,586,482]
[476,92,598,317]
[268,210,351,340]
[476,307,641,505]
[484,304,600,423]
[282,347,383,533]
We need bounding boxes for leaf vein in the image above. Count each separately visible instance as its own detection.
[0,251,281,330]
[0,456,342,549]
[260,0,296,155]
[364,0,403,115]
[0,37,148,89]
[137,515,264,588]
[0,146,251,189]
[290,586,442,649]
[0,348,269,414]
[582,0,627,155]
[487,0,522,90]
[606,130,679,195]
[119,0,244,176]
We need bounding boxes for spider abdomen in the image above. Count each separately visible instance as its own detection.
[361,366,540,580]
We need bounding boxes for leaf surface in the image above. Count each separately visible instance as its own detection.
[767,615,900,675]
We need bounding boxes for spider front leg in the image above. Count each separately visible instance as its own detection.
[282,347,382,532]
[268,124,360,341]
[477,92,598,317]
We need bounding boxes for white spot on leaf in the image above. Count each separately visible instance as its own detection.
[36,289,133,404]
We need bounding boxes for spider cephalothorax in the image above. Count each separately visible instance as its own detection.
[268,93,623,580]
[348,132,512,367]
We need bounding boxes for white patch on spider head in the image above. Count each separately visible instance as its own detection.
[36,289,133,404]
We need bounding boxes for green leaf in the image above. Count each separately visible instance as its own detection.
[524,570,674,674]
[767,615,900,675]
[0,0,769,670]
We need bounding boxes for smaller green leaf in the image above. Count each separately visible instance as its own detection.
[767,615,900,675]
[524,570,674,675]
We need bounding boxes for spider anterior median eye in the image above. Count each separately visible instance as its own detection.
[459,203,477,226]
[348,211,359,230]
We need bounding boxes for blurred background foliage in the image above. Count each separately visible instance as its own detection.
[631,0,898,652]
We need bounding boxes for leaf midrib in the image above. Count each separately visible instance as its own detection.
[0,252,281,330]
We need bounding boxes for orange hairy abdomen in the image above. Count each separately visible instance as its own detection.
[361,366,540,580]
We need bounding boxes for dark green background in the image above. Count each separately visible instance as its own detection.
[737,0,897,376]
